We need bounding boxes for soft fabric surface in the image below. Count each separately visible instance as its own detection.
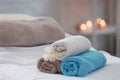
[0,51,120,80]
[0,45,48,65]
[61,50,107,77]
[0,17,65,46]
[0,14,36,21]
[37,58,61,74]
[0,44,120,80]
[43,35,91,62]
[0,45,95,65]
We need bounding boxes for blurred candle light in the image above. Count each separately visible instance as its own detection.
[86,20,93,28]
[100,19,106,27]
[96,18,107,30]
[78,23,87,32]
[96,18,101,24]
[77,18,107,34]
[86,20,93,33]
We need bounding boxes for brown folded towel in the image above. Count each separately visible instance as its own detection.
[37,58,61,74]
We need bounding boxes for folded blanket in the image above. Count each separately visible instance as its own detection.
[61,50,107,77]
[37,58,61,74]
[0,17,65,46]
[44,35,91,62]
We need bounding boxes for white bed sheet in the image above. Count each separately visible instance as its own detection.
[0,45,49,65]
[0,45,120,80]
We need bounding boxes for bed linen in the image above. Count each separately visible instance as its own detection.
[0,45,120,80]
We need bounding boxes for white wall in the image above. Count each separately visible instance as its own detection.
[0,0,52,15]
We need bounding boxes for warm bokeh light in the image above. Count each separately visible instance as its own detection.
[79,23,87,31]
[96,18,107,30]
[96,18,101,24]
[99,19,106,27]
[77,18,107,33]
[86,20,93,28]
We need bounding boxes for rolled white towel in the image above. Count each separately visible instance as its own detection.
[43,35,92,62]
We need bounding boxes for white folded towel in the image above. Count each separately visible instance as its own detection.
[43,35,92,62]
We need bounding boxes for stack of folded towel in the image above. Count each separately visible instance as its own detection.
[37,35,107,77]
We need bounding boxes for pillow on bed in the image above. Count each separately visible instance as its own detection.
[0,14,36,21]
[0,17,65,46]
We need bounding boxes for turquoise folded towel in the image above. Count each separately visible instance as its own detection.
[61,50,106,77]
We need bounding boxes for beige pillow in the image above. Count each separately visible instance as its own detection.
[0,14,36,20]
[0,17,65,46]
